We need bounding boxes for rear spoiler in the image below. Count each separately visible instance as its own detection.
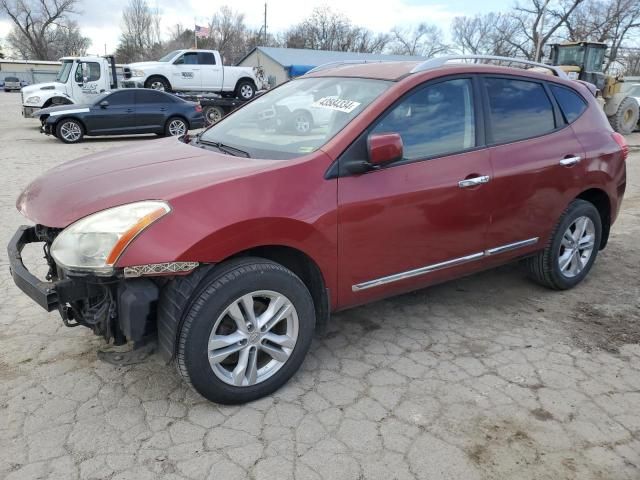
[576,80,598,97]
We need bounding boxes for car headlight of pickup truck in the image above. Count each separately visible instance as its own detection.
[131,69,145,77]
[25,96,41,104]
[51,201,171,275]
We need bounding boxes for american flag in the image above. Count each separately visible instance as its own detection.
[195,25,210,38]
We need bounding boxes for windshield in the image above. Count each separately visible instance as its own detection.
[55,60,74,83]
[158,50,182,62]
[199,77,392,159]
[555,46,584,67]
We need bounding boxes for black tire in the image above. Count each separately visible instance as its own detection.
[203,105,225,125]
[164,116,188,137]
[235,79,256,100]
[608,97,639,135]
[524,199,602,290]
[145,75,171,92]
[173,258,315,404]
[55,118,84,144]
[291,110,313,135]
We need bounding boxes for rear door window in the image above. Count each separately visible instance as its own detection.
[371,78,476,161]
[550,84,587,123]
[136,90,174,104]
[484,77,556,144]
[197,52,216,65]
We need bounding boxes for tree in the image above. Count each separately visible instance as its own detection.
[0,0,90,59]
[389,23,449,57]
[115,0,162,63]
[513,0,587,60]
[282,6,389,53]
[562,0,640,70]
[451,13,524,57]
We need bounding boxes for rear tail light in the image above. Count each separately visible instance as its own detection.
[612,132,629,161]
[195,104,202,113]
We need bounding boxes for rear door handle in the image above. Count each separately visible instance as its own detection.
[458,175,491,188]
[560,156,581,166]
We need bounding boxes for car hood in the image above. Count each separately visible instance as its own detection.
[17,138,279,228]
[22,82,67,97]
[32,104,90,117]
[127,61,165,71]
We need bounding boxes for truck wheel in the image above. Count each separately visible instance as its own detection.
[55,119,84,143]
[204,106,225,125]
[292,110,313,134]
[145,76,171,92]
[524,199,601,290]
[236,80,256,100]
[174,258,315,404]
[165,117,188,137]
[608,97,639,135]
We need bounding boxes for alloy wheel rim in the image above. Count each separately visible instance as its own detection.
[169,120,186,136]
[207,290,299,387]
[240,85,253,98]
[60,122,81,141]
[295,116,310,133]
[558,216,596,278]
[151,81,165,91]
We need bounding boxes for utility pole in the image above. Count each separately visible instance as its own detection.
[535,0,551,62]
[264,3,267,46]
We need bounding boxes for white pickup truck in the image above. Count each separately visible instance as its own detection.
[123,49,261,100]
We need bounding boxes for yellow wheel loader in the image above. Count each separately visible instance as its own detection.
[550,41,639,134]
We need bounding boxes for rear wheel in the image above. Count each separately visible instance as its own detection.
[55,119,84,143]
[608,97,639,135]
[525,199,602,290]
[204,105,225,125]
[235,80,256,100]
[175,258,315,404]
[145,76,171,92]
[165,117,188,137]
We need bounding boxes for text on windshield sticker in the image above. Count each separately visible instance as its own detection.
[311,97,361,113]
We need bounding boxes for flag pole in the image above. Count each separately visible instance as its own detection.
[194,18,198,48]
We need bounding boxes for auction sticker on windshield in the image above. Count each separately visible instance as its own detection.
[311,97,361,113]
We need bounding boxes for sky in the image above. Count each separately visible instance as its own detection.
[0,0,513,57]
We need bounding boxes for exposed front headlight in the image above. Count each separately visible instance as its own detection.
[51,201,171,275]
[25,96,41,104]
[131,69,145,77]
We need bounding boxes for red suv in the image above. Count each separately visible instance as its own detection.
[9,57,628,404]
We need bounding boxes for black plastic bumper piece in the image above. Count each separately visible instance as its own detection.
[8,226,61,311]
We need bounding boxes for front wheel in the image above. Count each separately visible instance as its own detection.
[55,119,84,143]
[165,117,188,137]
[524,199,602,290]
[145,76,171,92]
[175,258,315,404]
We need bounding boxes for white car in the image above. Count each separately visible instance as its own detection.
[124,49,260,100]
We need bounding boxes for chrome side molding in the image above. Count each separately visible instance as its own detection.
[352,237,539,291]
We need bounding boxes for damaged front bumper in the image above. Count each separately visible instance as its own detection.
[8,225,160,346]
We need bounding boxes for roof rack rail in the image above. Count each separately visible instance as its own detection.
[305,59,390,75]
[411,55,568,78]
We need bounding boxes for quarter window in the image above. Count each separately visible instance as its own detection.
[371,78,476,161]
[484,78,556,144]
[550,85,587,123]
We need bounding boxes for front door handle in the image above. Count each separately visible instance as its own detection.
[126,108,134,113]
[560,155,581,166]
[458,175,491,188]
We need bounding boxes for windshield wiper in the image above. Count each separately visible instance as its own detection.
[196,138,251,158]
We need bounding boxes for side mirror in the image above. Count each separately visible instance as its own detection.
[368,132,403,166]
[99,100,109,108]
[81,63,89,85]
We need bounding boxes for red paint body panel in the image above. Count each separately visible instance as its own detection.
[16,63,627,314]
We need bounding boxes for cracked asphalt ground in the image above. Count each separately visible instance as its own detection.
[1,91,639,480]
